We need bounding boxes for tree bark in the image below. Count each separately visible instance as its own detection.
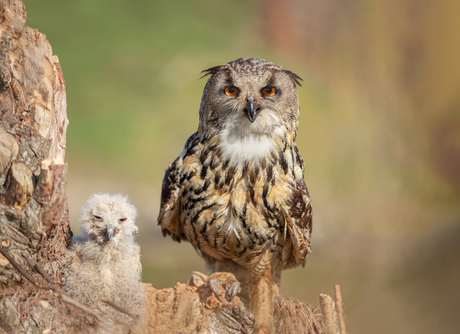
[0,1,338,333]
[0,0,71,332]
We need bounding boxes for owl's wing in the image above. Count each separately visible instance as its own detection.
[157,132,200,242]
[282,145,312,269]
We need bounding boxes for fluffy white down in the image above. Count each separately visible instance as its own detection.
[79,193,138,245]
[63,193,146,328]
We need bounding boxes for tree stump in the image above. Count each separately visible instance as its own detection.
[0,1,342,333]
[0,0,71,332]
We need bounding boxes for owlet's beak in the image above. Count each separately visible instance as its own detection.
[104,223,115,241]
[244,95,260,123]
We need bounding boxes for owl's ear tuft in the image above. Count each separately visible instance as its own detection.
[284,70,303,87]
[200,65,223,79]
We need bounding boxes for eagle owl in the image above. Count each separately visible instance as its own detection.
[158,58,312,333]
[64,193,146,327]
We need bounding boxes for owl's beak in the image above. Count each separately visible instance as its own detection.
[244,95,260,123]
[104,224,115,241]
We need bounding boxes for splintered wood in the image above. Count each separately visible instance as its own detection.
[335,284,348,334]
[319,284,348,334]
[141,282,328,334]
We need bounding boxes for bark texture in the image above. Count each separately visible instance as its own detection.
[0,1,336,333]
[0,0,71,332]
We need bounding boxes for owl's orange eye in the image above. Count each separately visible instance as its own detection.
[93,215,102,221]
[262,86,276,97]
[119,218,127,223]
[224,86,239,96]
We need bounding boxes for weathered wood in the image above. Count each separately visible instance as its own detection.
[0,161,33,209]
[335,284,348,334]
[0,0,70,279]
[319,294,339,334]
[0,0,71,331]
[140,282,327,334]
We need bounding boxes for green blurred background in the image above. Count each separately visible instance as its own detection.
[24,0,460,333]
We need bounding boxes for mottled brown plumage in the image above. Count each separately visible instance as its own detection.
[158,58,312,333]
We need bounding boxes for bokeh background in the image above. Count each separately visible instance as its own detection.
[24,1,460,333]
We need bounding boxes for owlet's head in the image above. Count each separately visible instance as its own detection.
[80,193,138,244]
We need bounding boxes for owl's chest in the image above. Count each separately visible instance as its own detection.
[179,154,292,262]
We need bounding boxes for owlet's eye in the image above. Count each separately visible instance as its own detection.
[224,86,239,96]
[93,215,102,221]
[119,218,127,223]
[262,86,276,97]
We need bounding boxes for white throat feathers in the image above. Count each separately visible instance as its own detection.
[218,109,285,166]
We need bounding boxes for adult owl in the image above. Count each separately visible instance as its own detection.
[64,193,146,328]
[158,58,312,333]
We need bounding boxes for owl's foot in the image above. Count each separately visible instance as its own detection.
[190,271,241,306]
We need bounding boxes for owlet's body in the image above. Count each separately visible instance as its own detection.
[158,58,312,333]
[64,193,146,327]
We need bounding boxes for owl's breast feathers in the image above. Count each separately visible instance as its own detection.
[158,131,312,269]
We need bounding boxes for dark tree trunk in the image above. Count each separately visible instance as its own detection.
[0,1,341,333]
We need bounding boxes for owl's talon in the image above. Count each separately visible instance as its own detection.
[225,281,240,303]
[190,271,208,288]
[208,278,223,303]
[191,271,241,306]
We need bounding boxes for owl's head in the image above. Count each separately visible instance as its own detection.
[80,193,138,244]
[198,58,302,140]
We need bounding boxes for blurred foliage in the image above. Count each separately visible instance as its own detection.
[24,0,263,179]
[23,0,460,333]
